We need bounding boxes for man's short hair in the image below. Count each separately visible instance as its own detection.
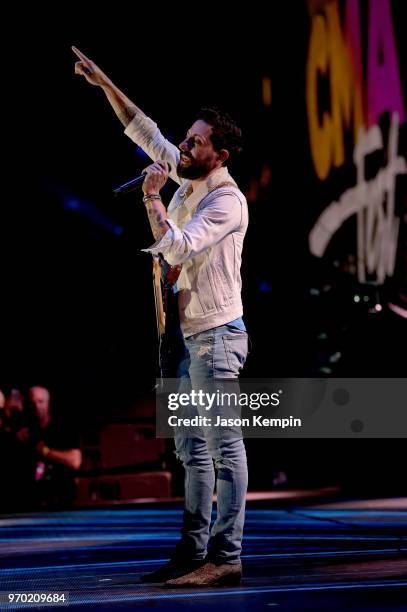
[195,107,243,164]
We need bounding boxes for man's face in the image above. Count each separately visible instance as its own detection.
[29,387,50,424]
[177,120,222,180]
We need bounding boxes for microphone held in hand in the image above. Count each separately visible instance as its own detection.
[112,163,172,196]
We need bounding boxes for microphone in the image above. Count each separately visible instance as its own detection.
[112,163,172,196]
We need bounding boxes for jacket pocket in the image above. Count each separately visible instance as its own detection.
[211,263,234,307]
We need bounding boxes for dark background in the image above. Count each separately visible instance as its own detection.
[1,3,406,492]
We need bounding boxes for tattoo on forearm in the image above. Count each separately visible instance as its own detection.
[146,203,168,241]
[117,104,138,127]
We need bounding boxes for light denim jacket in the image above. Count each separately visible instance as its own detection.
[124,113,248,337]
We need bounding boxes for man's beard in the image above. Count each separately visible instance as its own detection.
[176,155,213,180]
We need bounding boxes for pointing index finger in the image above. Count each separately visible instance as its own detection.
[72,46,91,63]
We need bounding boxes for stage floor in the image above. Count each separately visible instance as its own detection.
[0,498,406,610]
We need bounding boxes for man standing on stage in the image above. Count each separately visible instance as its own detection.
[73,47,249,587]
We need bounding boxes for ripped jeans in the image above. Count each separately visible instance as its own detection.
[173,321,249,565]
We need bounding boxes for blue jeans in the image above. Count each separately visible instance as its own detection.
[173,320,249,565]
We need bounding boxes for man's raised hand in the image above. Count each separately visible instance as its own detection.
[72,46,111,87]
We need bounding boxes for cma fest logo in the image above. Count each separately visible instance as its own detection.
[306,0,407,284]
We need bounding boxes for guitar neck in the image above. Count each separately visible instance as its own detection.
[152,255,166,337]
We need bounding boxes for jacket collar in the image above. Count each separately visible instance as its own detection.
[170,166,236,213]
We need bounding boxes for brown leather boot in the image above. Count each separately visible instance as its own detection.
[164,561,242,588]
[139,558,205,583]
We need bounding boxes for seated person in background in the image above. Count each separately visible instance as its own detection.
[28,386,82,510]
[0,388,33,511]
